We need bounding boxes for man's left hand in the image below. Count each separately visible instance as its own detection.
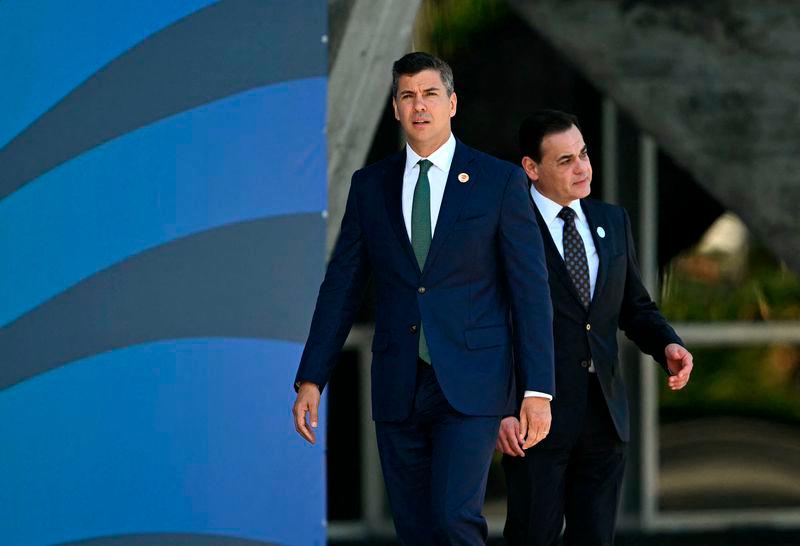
[665,343,693,391]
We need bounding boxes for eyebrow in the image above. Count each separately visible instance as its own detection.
[399,86,442,96]
[556,146,587,162]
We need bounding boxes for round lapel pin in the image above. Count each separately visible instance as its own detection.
[458,172,470,183]
[597,226,606,239]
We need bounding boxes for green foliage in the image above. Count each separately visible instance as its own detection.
[659,244,800,423]
[660,246,800,321]
[660,345,800,424]
[416,0,511,57]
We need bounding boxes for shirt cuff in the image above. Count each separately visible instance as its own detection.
[524,390,553,401]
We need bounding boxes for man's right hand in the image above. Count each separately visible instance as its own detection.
[519,396,551,449]
[293,382,321,444]
[496,416,525,457]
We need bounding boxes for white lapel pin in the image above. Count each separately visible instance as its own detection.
[458,172,470,183]
[597,226,606,239]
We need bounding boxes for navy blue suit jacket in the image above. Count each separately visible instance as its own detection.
[296,140,554,422]
[525,197,682,445]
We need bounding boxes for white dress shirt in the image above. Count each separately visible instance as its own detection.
[530,184,600,375]
[401,133,456,239]
[401,137,558,401]
[530,186,599,297]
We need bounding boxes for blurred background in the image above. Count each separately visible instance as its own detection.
[325,0,800,544]
[3,1,799,545]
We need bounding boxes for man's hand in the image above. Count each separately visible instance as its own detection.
[519,397,551,449]
[665,343,693,391]
[496,416,525,457]
[293,382,321,444]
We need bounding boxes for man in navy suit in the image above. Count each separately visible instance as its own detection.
[498,110,694,545]
[291,53,555,545]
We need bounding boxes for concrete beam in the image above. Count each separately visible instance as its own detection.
[327,0,422,253]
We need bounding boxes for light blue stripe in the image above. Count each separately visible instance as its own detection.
[0,0,218,148]
[0,77,327,327]
[0,338,326,546]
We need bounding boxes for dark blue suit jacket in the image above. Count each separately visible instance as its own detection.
[296,140,554,422]
[525,197,682,445]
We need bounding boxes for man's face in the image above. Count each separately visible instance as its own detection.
[523,125,592,206]
[393,69,457,155]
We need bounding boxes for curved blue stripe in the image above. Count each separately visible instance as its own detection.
[0,338,326,546]
[0,0,218,148]
[0,77,327,327]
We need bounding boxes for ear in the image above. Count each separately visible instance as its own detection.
[392,97,400,121]
[449,91,457,117]
[521,156,539,181]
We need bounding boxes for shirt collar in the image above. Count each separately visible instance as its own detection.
[530,184,587,227]
[405,133,456,176]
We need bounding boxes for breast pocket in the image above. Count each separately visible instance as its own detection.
[453,215,489,231]
[606,252,625,270]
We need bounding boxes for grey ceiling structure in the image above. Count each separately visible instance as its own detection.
[509,0,800,272]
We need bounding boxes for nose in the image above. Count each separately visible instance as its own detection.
[575,157,589,175]
[413,93,426,111]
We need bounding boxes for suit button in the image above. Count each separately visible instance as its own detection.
[409,324,418,334]
[580,360,590,368]
[418,286,426,294]
[586,323,591,331]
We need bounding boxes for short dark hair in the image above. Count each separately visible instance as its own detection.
[518,109,581,162]
[392,52,455,98]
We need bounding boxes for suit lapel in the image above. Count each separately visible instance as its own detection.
[423,140,476,273]
[580,199,610,309]
[531,201,586,308]
[382,149,422,275]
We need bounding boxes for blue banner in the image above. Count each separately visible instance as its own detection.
[0,2,328,545]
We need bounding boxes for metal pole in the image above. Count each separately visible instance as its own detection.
[602,98,618,204]
[354,327,386,533]
[638,134,659,529]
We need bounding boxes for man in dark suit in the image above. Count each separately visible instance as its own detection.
[498,110,694,546]
[291,53,555,545]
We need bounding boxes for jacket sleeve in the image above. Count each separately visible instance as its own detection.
[617,208,683,373]
[294,171,371,392]
[499,167,555,397]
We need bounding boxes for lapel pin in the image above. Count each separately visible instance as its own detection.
[597,226,606,239]
[458,172,470,183]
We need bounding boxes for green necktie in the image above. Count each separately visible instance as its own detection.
[411,159,433,364]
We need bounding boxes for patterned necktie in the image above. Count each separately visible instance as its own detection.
[558,206,591,308]
[411,159,433,363]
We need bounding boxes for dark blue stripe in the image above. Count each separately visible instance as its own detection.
[0,213,325,390]
[57,534,284,546]
[0,0,328,199]
[0,0,217,148]
[0,339,325,546]
[0,79,326,327]
[58,534,284,546]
